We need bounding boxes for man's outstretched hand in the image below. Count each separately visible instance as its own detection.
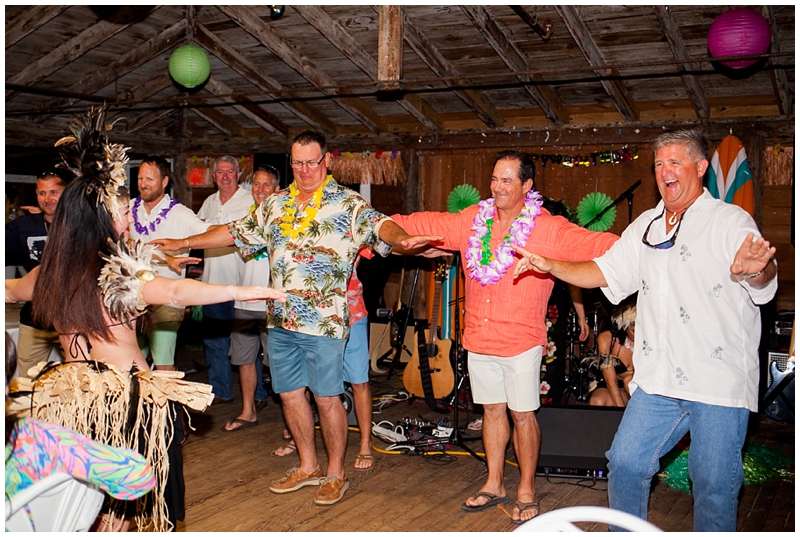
[510,244,552,278]
[730,232,776,277]
[152,255,202,275]
[399,234,444,251]
[149,238,187,252]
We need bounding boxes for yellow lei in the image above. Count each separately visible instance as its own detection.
[279,176,330,239]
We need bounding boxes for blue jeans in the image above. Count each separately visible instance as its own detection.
[607,388,749,532]
[203,301,235,400]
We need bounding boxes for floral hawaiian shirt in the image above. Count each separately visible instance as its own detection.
[229,176,390,339]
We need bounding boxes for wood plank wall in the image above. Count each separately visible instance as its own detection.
[762,185,794,312]
[418,146,658,238]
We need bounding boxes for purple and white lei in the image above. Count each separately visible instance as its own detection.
[464,189,542,286]
[132,197,179,236]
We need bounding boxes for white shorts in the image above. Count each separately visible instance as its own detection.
[468,346,543,412]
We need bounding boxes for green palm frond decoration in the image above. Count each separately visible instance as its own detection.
[447,184,481,213]
[577,192,616,232]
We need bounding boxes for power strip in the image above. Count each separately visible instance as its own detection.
[372,421,407,443]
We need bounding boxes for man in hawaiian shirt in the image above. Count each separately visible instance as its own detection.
[153,131,437,506]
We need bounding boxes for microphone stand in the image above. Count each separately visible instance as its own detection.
[445,253,485,465]
[585,179,642,227]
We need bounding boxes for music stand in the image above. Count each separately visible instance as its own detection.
[445,253,485,465]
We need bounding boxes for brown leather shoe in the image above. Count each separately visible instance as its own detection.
[269,467,324,494]
[314,475,350,506]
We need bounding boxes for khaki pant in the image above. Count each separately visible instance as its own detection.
[137,304,185,367]
[17,323,65,378]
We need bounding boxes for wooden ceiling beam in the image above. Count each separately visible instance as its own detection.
[403,12,505,128]
[190,106,247,137]
[126,108,178,134]
[34,20,186,122]
[294,5,442,132]
[5,117,172,153]
[462,5,568,125]
[6,5,70,49]
[219,5,385,133]
[124,71,173,104]
[397,94,445,132]
[5,6,155,101]
[653,6,709,120]
[762,6,793,116]
[554,6,639,122]
[204,76,287,135]
[194,21,336,133]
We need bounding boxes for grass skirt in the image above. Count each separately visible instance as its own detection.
[9,361,213,532]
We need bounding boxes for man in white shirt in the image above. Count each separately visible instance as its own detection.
[511,129,778,532]
[197,156,254,403]
[130,156,209,371]
[223,165,281,431]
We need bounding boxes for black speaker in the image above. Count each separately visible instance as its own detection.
[536,405,625,480]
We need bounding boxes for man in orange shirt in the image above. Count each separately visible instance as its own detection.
[391,150,617,524]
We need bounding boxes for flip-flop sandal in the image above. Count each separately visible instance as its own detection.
[221,418,258,432]
[354,454,374,472]
[271,442,297,457]
[461,491,510,512]
[510,500,541,524]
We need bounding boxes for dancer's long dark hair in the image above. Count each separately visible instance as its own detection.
[32,182,130,342]
[5,333,19,449]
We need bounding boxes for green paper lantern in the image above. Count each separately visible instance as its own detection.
[447,184,481,213]
[577,192,616,232]
[168,45,211,89]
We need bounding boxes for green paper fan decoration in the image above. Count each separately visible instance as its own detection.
[658,441,794,495]
[447,184,481,213]
[577,192,616,231]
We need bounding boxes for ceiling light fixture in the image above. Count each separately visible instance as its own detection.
[269,6,285,21]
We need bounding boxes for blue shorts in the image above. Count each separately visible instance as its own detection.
[343,318,369,385]
[267,327,347,397]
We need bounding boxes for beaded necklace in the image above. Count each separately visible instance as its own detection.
[131,197,179,236]
[464,189,542,286]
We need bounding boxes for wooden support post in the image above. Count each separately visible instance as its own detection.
[377,6,403,92]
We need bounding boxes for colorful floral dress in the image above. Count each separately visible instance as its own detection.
[6,418,155,500]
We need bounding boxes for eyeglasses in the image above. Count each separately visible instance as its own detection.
[289,155,325,170]
[641,209,682,250]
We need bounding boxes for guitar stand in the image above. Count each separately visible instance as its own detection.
[387,268,420,381]
[372,340,415,373]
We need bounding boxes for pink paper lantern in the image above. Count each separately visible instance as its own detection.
[708,9,771,69]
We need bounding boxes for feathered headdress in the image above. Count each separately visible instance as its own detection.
[55,106,130,217]
[612,303,637,331]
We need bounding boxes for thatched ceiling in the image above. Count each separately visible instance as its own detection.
[5,5,795,154]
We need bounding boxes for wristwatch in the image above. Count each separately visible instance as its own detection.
[741,269,763,280]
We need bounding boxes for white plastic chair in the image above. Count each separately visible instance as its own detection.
[5,473,105,532]
[514,505,662,532]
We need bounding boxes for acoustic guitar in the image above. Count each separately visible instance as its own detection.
[403,260,455,401]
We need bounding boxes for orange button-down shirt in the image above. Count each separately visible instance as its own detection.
[392,207,618,357]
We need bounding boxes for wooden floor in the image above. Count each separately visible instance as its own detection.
[173,347,794,532]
